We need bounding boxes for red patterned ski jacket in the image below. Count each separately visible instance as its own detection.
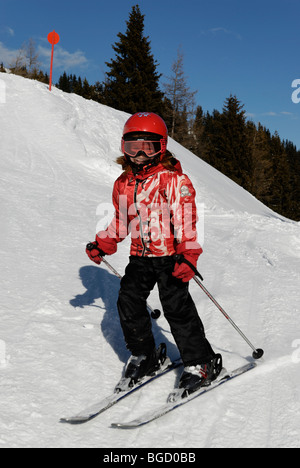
[96,158,202,259]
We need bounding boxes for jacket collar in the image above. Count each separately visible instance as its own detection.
[129,161,165,180]
[129,157,183,179]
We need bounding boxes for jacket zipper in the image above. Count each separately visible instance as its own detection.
[134,179,146,256]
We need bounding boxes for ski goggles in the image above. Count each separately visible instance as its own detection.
[122,138,166,158]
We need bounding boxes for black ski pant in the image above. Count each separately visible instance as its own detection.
[117,256,215,366]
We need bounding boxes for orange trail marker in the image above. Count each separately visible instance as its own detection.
[47,30,60,91]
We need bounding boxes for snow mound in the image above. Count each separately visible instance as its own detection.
[0,73,299,448]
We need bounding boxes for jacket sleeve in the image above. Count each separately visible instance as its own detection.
[96,178,129,255]
[168,173,203,257]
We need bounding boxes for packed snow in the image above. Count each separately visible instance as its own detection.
[0,72,299,448]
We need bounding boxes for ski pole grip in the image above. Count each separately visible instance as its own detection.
[174,254,204,281]
[86,242,105,257]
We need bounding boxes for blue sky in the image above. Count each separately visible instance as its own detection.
[1,0,300,149]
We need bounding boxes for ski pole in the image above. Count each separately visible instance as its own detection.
[174,254,264,360]
[86,243,161,320]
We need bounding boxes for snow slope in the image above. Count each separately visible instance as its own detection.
[0,73,300,448]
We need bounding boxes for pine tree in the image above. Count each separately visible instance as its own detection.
[199,108,223,172]
[91,81,104,103]
[173,106,190,148]
[248,122,273,201]
[82,78,92,99]
[103,5,164,114]
[191,105,205,156]
[163,48,197,140]
[217,95,252,189]
[24,38,39,77]
[57,72,71,93]
[72,75,83,95]
[268,132,290,216]
[284,140,300,219]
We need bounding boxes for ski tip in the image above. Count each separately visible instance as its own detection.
[111,422,138,430]
[59,416,89,425]
[59,417,69,424]
[111,422,122,428]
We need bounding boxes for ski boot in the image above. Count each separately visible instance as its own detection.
[178,353,223,398]
[115,343,169,392]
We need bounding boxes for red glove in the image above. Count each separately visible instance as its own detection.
[172,242,203,282]
[86,242,105,265]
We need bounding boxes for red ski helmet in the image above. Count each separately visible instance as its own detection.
[122,112,168,159]
[123,112,168,139]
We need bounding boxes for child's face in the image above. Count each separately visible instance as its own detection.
[123,132,162,165]
[129,154,156,165]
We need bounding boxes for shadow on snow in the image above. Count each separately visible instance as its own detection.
[70,265,178,364]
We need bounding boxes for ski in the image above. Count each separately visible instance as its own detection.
[111,361,257,429]
[59,357,182,424]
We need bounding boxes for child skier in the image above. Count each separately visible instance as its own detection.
[86,112,222,395]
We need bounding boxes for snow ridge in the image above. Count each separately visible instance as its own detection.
[0,73,299,448]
